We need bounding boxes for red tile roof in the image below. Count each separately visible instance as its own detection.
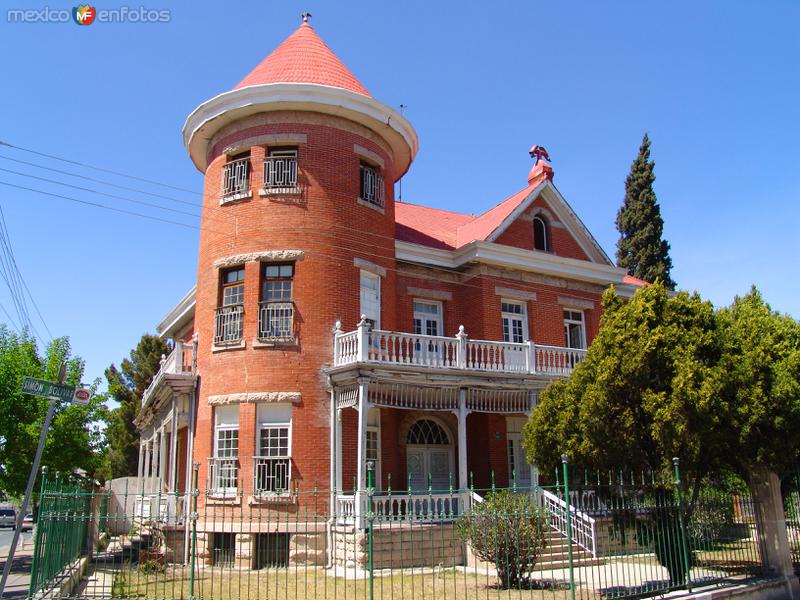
[622,274,649,287]
[234,23,370,96]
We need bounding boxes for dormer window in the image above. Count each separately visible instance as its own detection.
[221,151,251,200]
[533,216,550,252]
[263,148,299,193]
[359,162,385,210]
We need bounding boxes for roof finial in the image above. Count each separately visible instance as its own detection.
[529,145,550,166]
[301,12,312,24]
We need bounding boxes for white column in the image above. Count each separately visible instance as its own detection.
[158,427,167,493]
[457,389,470,491]
[170,402,179,493]
[336,409,342,496]
[354,378,370,528]
[329,388,337,516]
[137,442,145,481]
[525,411,538,489]
[143,438,152,493]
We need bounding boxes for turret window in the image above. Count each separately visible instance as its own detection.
[221,151,251,200]
[533,216,550,252]
[359,162,385,210]
[263,148,299,193]
[258,263,294,342]
[214,268,245,345]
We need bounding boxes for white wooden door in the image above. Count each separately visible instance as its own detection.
[406,446,454,492]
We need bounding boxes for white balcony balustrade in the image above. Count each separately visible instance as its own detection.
[332,320,587,377]
[221,157,251,198]
[141,339,196,407]
[214,305,244,344]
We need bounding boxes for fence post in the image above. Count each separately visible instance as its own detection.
[367,460,375,600]
[189,462,199,600]
[672,458,693,591]
[562,454,575,600]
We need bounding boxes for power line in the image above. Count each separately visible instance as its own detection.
[0,140,201,196]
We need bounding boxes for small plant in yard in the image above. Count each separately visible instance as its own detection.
[457,490,547,589]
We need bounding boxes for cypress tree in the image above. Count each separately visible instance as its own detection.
[615,134,676,289]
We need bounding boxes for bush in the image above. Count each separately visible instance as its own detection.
[457,491,547,589]
[687,498,734,547]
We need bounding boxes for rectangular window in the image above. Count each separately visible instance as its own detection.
[222,151,251,197]
[263,148,298,190]
[259,264,294,340]
[254,404,292,495]
[212,533,236,567]
[215,268,245,344]
[501,300,528,344]
[359,271,381,331]
[366,408,381,489]
[211,405,239,495]
[359,163,385,209]
[563,309,586,349]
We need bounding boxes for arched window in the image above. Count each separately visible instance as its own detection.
[406,419,450,445]
[533,216,550,252]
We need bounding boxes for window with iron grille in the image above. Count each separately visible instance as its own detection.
[215,268,244,344]
[259,264,294,340]
[359,163,385,209]
[263,148,298,191]
[221,152,251,197]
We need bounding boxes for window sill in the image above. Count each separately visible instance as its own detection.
[206,494,242,506]
[260,186,302,197]
[252,337,297,348]
[220,190,253,205]
[249,493,295,506]
[212,339,246,353]
[357,197,385,215]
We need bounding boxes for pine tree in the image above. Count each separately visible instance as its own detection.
[615,134,676,289]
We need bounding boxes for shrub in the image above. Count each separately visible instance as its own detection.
[457,490,547,589]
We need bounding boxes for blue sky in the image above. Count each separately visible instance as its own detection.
[0,0,798,385]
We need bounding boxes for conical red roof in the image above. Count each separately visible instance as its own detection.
[233,23,370,96]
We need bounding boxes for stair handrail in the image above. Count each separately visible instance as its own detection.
[538,487,596,557]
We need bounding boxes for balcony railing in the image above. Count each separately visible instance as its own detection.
[252,457,291,496]
[221,157,251,197]
[214,305,244,344]
[263,156,298,191]
[141,339,196,406]
[333,321,587,377]
[257,301,294,341]
[359,165,385,209]
[207,457,238,496]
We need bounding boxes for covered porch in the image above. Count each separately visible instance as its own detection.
[328,377,541,528]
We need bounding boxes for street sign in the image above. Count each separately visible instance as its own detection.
[21,376,76,402]
[72,388,92,406]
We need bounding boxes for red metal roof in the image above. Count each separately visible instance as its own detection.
[234,23,370,96]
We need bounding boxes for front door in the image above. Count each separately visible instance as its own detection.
[507,434,532,489]
[413,300,444,364]
[407,446,454,492]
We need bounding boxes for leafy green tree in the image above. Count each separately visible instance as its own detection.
[615,134,676,289]
[0,328,107,497]
[717,287,800,478]
[105,334,171,478]
[523,282,725,487]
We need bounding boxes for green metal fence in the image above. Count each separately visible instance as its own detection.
[28,472,93,596]
[30,461,767,600]
[781,474,800,572]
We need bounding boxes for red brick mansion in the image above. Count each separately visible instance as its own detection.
[134,19,643,535]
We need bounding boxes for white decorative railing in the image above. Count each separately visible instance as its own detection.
[207,457,239,496]
[539,488,596,557]
[332,319,587,378]
[141,339,195,406]
[257,301,294,341]
[221,156,251,197]
[214,305,244,344]
[372,492,464,521]
[336,495,356,524]
[263,156,298,190]
[252,457,291,496]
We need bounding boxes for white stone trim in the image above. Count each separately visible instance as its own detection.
[357,197,385,215]
[406,287,453,301]
[557,296,595,310]
[222,133,307,156]
[219,190,252,205]
[353,257,386,277]
[495,286,537,301]
[157,286,196,338]
[353,144,385,169]
[208,391,301,406]
[213,250,305,269]
[183,83,418,178]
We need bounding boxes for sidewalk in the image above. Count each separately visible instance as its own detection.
[0,533,34,599]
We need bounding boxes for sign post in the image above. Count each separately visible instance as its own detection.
[0,365,80,596]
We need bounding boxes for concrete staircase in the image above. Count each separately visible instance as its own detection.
[536,529,602,570]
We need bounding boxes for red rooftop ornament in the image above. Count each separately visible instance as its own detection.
[527,145,554,184]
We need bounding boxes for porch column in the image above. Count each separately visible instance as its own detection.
[457,389,470,491]
[170,401,179,493]
[137,442,145,481]
[525,410,538,489]
[143,437,152,493]
[354,378,371,528]
[329,388,337,516]
[159,425,167,493]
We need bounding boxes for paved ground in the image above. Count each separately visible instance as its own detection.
[0,527,35,599]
